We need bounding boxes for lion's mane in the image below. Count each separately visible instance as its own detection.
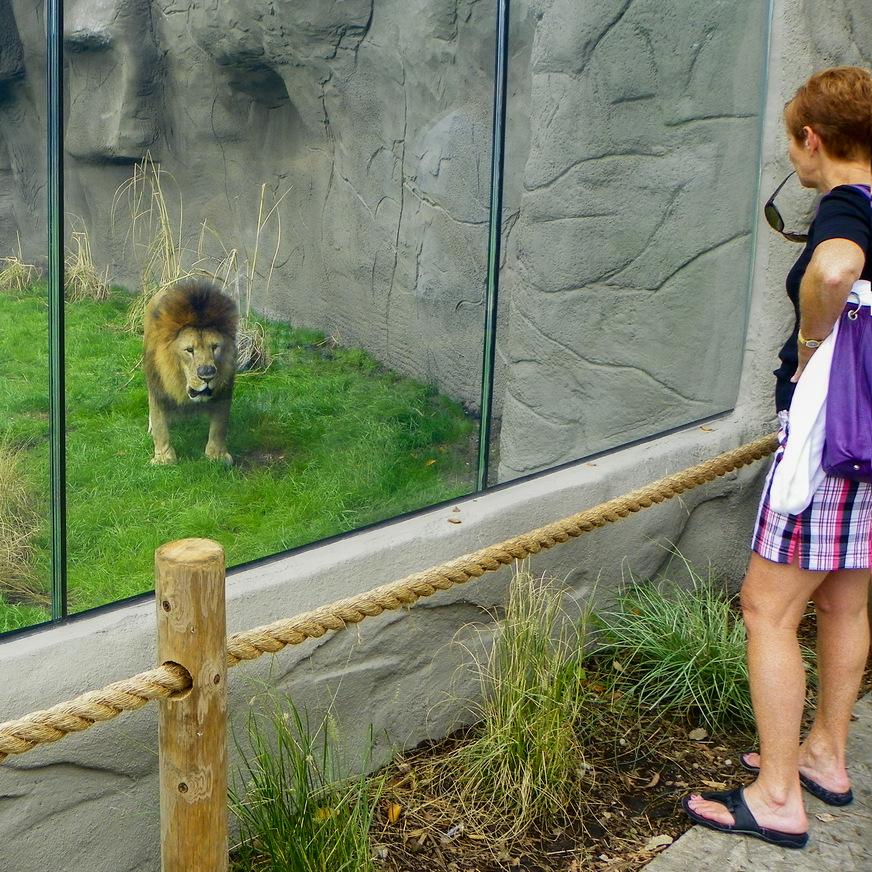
[143,278,238,410]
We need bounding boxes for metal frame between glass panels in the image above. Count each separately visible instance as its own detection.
[47,0,67,621]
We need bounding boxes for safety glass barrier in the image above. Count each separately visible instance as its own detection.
[0,0,771,634]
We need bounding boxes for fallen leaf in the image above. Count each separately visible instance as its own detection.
[644,834,673,851]
[816,812,835,823]
[701,779,728,789]
[425,459,436,466]
[700,425,714,432]
[644,772,661,789]
[688,728,708,741]
[387,802,403,824]
[447,517,462,524]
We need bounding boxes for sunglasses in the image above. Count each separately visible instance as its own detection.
[764,171,809,243]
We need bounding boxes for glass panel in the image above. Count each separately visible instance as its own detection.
[493,0,771,482]
[0,0,52,631]
[56,0,493,613]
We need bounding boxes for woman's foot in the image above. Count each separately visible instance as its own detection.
[684,779,808,839]
[740,750,853,804]
[682,784,808,849]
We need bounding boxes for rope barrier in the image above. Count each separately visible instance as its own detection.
[0,431,778,762]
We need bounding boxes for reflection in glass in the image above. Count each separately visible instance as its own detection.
[494,0,772,482]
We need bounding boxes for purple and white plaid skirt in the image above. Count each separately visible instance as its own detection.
[752,413,872,571]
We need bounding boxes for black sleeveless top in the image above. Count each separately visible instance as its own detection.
[774,184,872,412]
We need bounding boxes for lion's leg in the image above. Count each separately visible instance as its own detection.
[148,395,177,465]
[205,399,233,465]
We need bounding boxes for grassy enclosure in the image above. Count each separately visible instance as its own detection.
[0,285,477,631]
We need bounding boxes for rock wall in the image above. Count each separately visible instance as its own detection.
[497,0,771,478]
[0,0,768,483]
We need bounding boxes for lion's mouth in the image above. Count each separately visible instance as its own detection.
[188,385,214,400]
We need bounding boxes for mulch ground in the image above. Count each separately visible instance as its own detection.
[368,614,872,872]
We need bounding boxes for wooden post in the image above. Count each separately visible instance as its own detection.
[156,538,228,872]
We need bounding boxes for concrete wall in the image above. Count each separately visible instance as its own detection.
[2,0,872,869]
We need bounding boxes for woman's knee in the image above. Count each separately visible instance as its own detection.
[739,556,815,633]
[813,570,870,618]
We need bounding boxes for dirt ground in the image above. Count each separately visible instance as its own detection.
[369,616,872,872]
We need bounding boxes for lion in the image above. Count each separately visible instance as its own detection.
[143,278,238,465]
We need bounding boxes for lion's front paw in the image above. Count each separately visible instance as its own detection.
[206,448,233,466]
[151,449,178,465]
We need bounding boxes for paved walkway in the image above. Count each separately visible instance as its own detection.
[645,693,872,870]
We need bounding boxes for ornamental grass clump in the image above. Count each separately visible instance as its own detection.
[65,223,111,302]
[230,694,381,872]
[0,438,45,606]
[0,249,39,294]
[596,563,755,735]
[434,569,594,839]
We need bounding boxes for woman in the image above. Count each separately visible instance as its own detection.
[683,66,872,849]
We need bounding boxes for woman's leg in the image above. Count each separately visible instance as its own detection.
[800,569,870,791]
[686,552,825,834]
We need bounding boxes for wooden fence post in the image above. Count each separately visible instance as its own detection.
[156,538,228,872]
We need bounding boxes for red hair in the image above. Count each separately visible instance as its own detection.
[785,66,872,163]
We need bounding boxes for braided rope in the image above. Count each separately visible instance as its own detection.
[0,431,777,762]
[0,663,190,759]
[225,432,778,666]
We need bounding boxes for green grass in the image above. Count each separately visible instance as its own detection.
[230,693,381,872]
[0,287,476,631]
[595,563,756,735]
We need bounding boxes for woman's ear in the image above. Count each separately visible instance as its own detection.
[802,126,821,153]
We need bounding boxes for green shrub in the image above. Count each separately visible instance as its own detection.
[596,565,755,735]
[231,695,381,872]
[431,569,593,837]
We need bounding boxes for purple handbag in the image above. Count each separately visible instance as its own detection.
[822,300,872,481]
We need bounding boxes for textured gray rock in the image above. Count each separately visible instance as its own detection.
[496,0,771,478]
[0,0,765,481]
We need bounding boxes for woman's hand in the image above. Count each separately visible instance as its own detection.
[792,340,820,383]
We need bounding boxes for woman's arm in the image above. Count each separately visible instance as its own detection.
[793,236,866,381]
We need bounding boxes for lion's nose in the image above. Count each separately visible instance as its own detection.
[197,364,217,381]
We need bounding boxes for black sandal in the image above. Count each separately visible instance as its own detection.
[682,787,809,850]
[740,751,853,807]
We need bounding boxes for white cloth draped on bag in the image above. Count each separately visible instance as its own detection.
[769,279,872,516]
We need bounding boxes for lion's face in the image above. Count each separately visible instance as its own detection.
[173,326,234,403]
[144,279,238,464]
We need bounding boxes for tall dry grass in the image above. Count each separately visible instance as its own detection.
[65,220,111,302]
[0,439,45,604]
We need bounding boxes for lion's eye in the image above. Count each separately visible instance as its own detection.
[212,343,220,352]
[184,347,194,355]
